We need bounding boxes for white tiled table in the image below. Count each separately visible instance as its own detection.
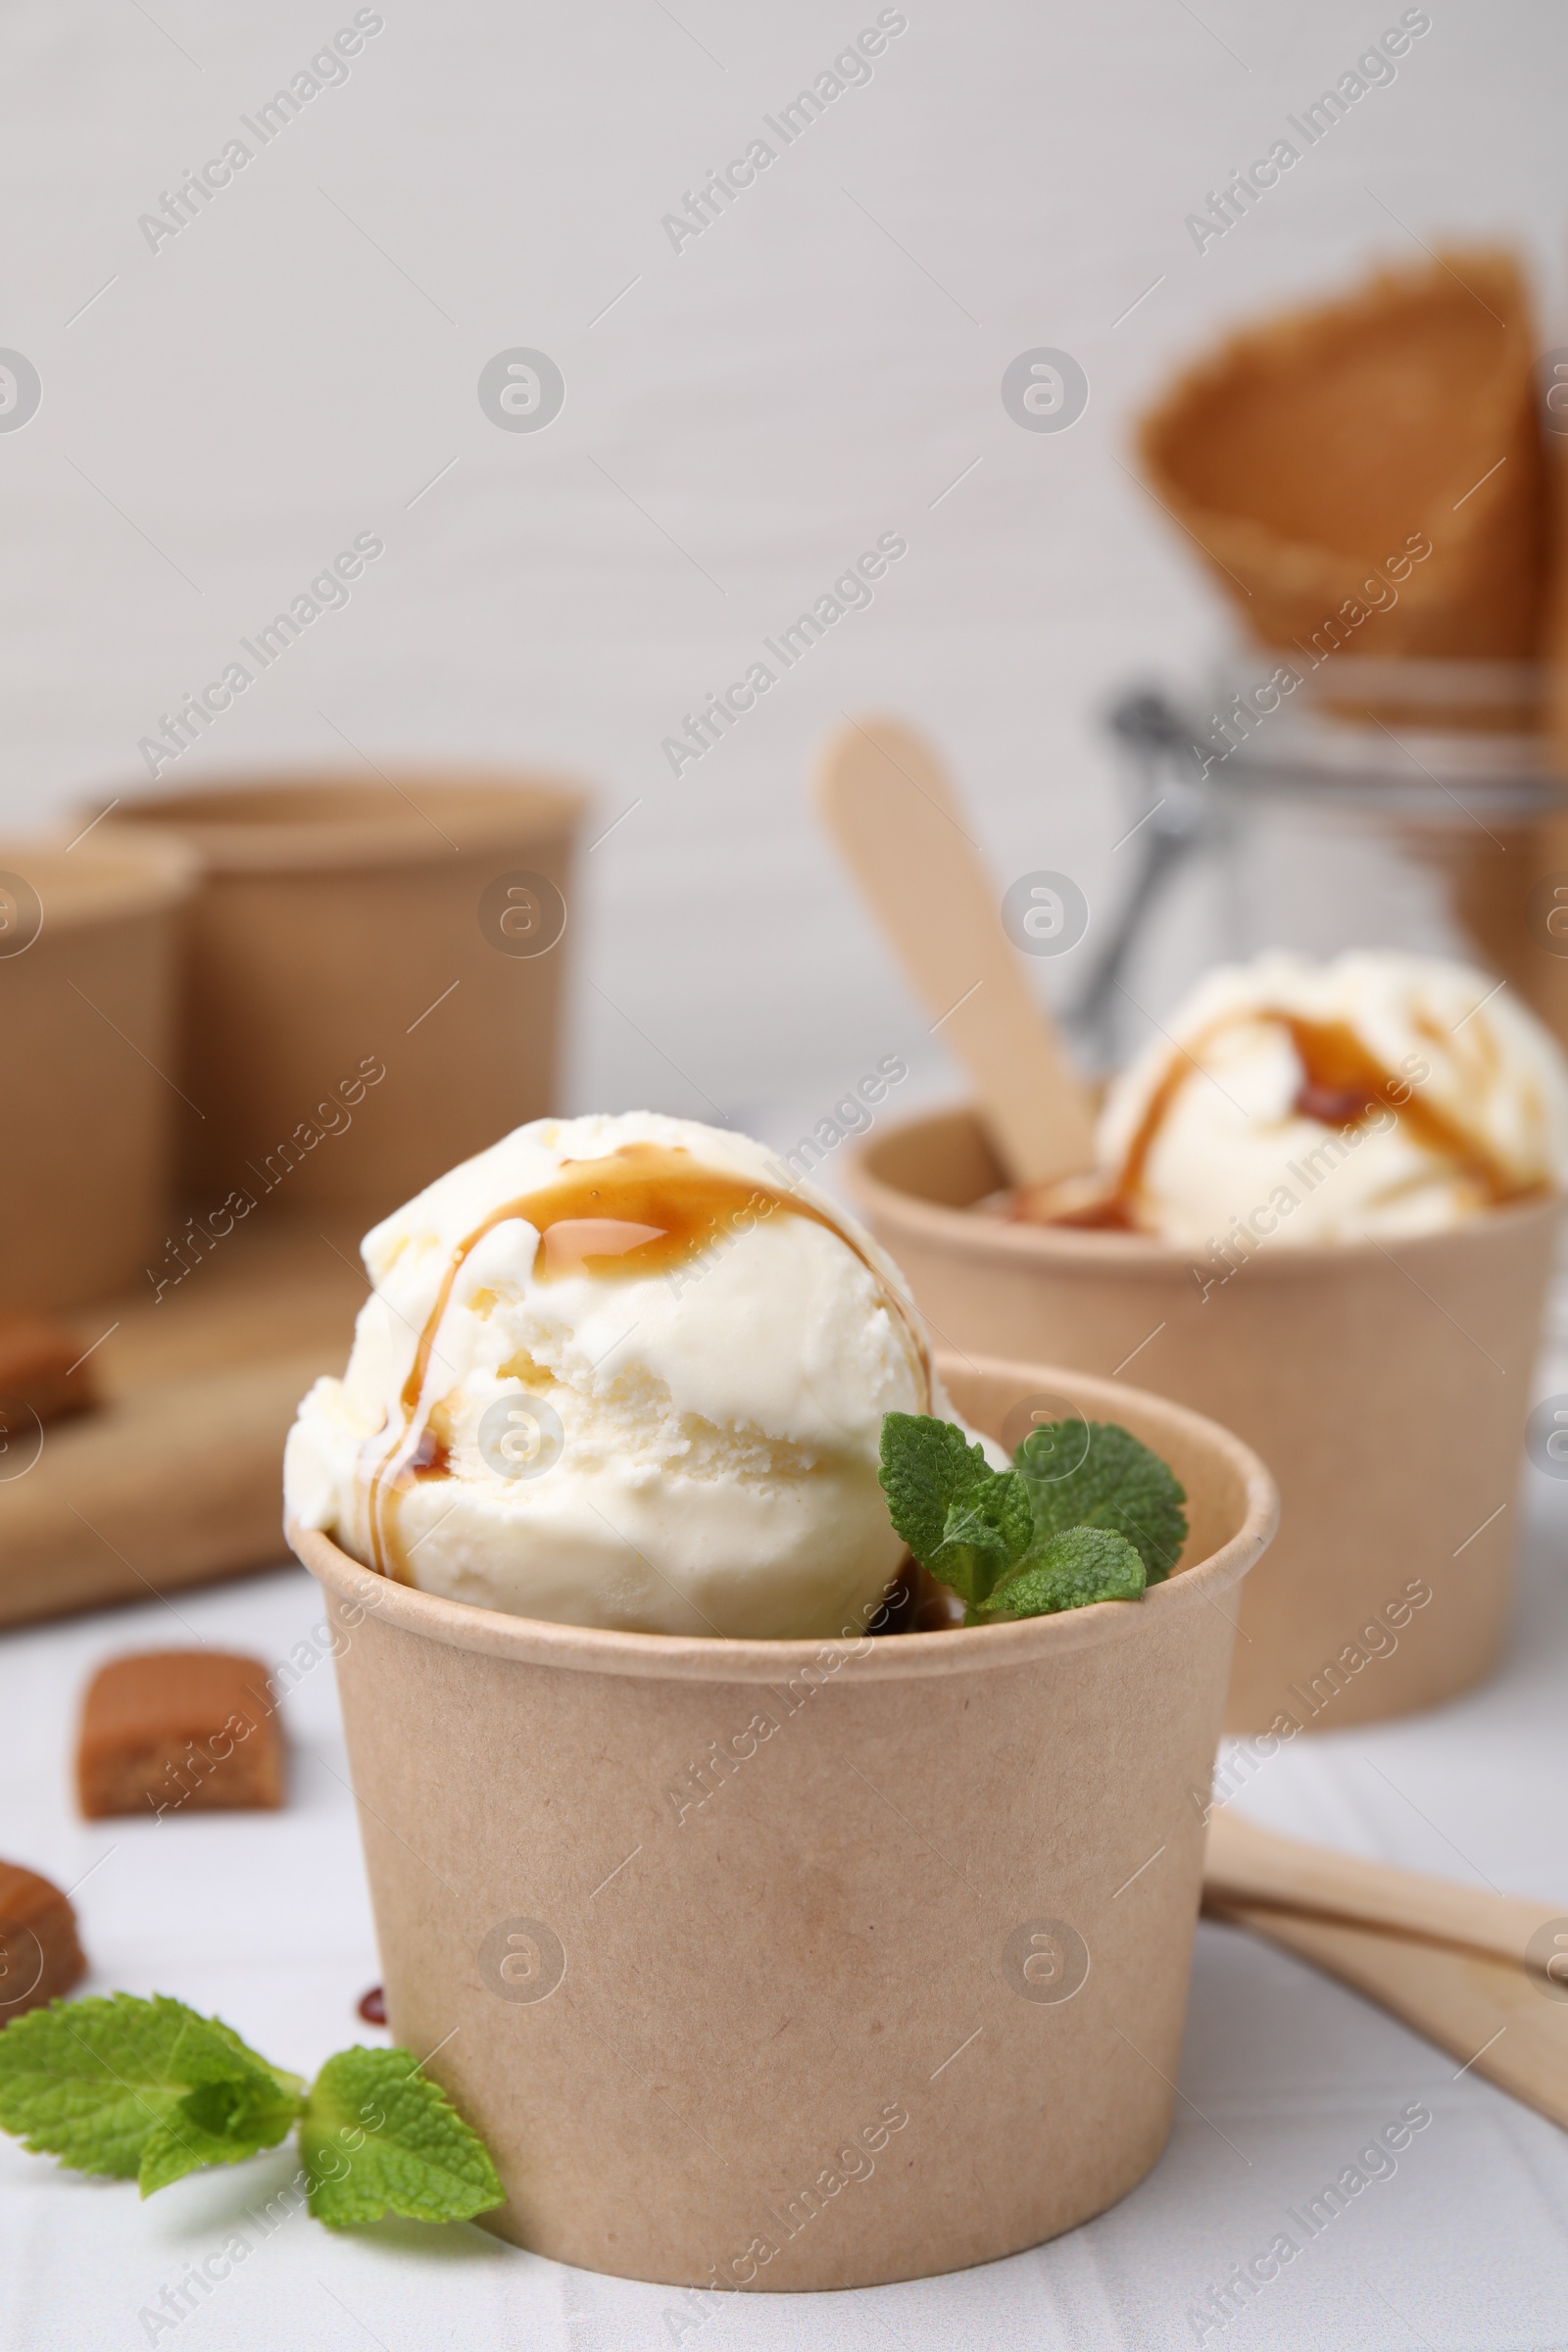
[5,1328,1568,2351]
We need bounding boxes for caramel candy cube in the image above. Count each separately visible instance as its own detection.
[77,1651,283,1821]
[0,1860,86,2022]
[0,1314,99,1428]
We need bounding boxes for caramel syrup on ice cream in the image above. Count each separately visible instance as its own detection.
[1012,1012,1541,1232]
[363,1143,933,1581]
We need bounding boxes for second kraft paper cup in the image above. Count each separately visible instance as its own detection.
[288,1351,1274,2291]
[103,772,587,1218]
[847,1108,1559,1736]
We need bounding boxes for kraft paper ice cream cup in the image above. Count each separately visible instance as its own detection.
[102,774,586,1218]
[0,834,194,1308]
[848,1108,1559,1735]
[288,1351,1274,2290]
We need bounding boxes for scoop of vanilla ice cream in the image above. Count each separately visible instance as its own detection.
[1098,952,1568,1250]
[284,1111,948,1640]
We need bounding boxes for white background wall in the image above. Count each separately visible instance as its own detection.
[3,0,1562,1146]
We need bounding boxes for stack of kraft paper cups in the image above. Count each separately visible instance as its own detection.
[289,1355,1277,2289]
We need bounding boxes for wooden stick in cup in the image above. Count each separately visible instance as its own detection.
[813,716,1098,1188]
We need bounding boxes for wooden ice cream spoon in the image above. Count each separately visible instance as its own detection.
[1204,1809,1563,1966]
[813,715,1098,1188]
[1203,1810,1568,2130]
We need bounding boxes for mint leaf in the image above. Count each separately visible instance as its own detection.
[980,1527,1146,1618]
[879,1414,1032,1611]
[0,1993,300,2193]
[0,1999,505,2231]
[879,1413,988,1572]
[940,1471,1033,1576]
[1015,1421,1187,1584]
[301,2046,505,2228]
[139,2071,305,2196]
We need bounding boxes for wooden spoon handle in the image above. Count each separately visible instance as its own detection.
[1204,1807,1561,1972]
[1207,1898,1568,2132]
[813,715,1098,1187]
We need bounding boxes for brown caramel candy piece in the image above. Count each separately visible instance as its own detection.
[0,1860,86,2022]
[0,1314,99,1427]
[77,1650,283,1820]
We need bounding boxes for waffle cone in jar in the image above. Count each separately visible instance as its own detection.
[1139,249,1546,662]
[1403,425,1568,1040]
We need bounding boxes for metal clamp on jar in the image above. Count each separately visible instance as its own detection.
[1073,656,1568,1072]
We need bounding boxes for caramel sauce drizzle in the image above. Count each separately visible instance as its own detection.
[361,1142,933,1580]
[1011,1011,1544,1232]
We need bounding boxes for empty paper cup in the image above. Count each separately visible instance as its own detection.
[290,1351,1274,2290]
[103,773,587,1217]
[848,1109,1558,1734]
[0,836,194,1308]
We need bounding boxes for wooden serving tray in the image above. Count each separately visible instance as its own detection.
[0,1210,368,1628]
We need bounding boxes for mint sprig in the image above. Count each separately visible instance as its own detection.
[0,1993,503,2230]
[1015,1419,1188,1584]
[302,2046,504,2226]
[879,1412,1186,1622]
[0,1993,299,2192]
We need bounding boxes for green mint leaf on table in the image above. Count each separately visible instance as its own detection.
[979,1527,1147,1618]
[0,1993,301,2193]
[878,1413,1031,1611]
[1015,1420,1188,1584]
[301,2045,504,2227]
[0,1996,503,2231]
